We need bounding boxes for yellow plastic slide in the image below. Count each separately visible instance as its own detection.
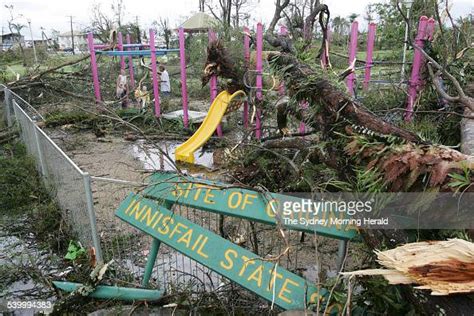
[175,90,245,164]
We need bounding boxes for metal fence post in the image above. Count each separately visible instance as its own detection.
[83,172,103,262]
[4,88,12,127]
[32,124,47,177]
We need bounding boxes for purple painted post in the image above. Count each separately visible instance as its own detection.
[255,22,263,139]
[117,32,126,71]
[87,33,101,103]
[363,23,376,90]
[126,34,135,90]
[243,26,251,128]
[278,25,287,96]
[179,27,189,128]
[346,21,358,96]
[405,16,428,121]
[149,29,160,117]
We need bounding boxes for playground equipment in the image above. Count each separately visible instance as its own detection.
[343,17,436,120]
[175,90,246,163]
[87,29,179,117]
[173,22,275,164]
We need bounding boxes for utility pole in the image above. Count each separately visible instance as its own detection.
[27,19,38,64]
[135,16,141,43]
[68,16,75,55]
[400,0,413,83]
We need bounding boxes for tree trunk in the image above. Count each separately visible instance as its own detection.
[269,53,422,143]
[461,109,474,155]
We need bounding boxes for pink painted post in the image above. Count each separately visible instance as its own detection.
[179,27,189,128]
[87,33,101,103]
[405,16,429,121]
[126,34,135,90]
[117,32,126,71]
[149,29,160,117]
[426,18,435,40]
[278,25,287,96]
[243,26,251,128]
[346,21,358,96]
[208,30,222,136]
[363,23,376,90]
[255,22,263,139]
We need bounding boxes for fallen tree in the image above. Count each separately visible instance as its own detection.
[201,20,474,313]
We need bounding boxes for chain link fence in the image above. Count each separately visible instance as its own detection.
[2,84,102,262]
[1,84,222,293]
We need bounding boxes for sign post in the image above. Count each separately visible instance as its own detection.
[116,193,340,312]
[143,173,357,240]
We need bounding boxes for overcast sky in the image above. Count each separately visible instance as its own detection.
[1,0,472,39]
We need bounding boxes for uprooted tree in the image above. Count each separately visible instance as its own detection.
[200,1,474,313]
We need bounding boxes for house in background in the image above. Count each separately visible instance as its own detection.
[57,31,88,53]
[0,32,25,50]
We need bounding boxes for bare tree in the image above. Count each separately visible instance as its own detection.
[4,5,27,65]
[156,18,172,49]
[302,0,326,42]
[267,0,291,34]
[364,4,375,24]
[207,0,232,26]
[90,3,115,43]
[111,0,125,28]
[198,0,205,12]
[231,0,251,28]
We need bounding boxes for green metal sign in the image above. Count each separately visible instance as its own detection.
[143,172,357,240]
[115,193,341,312]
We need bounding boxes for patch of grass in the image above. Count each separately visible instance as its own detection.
[0,141,44,212]
[0,138,73,251]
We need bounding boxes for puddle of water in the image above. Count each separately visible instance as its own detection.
[131,140,224,179]
[132,140,214,171]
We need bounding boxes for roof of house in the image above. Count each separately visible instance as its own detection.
[178,12,218,32]
[59,31,87,37]
[1,32,23,38]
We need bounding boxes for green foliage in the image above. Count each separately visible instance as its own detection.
[45,110,95,127]
[0,141,44,212]
[64,240,86,260]
[362,88,406,113]
[0,139,72,250]
[353,167,387,192]
[0,49,21,64]
[353,277,417,315]
[400,116,441,144]
[448,163,472,193]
